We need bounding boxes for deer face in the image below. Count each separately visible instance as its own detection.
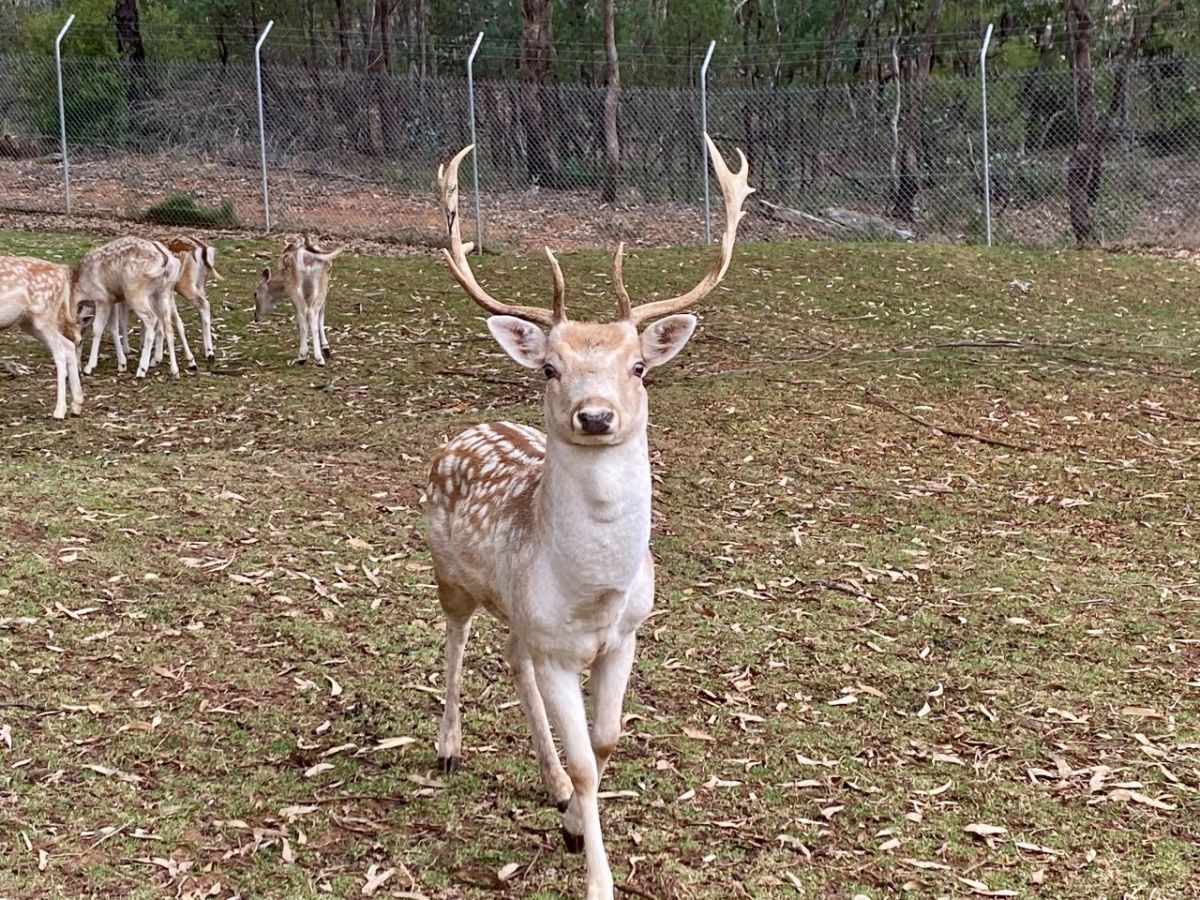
[488,315,697,446]
[252,267,274,323]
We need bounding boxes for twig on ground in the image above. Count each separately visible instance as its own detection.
[864,388,1039,452]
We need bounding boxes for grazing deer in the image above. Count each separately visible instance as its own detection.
[74,236,182,378]
[0,255,83,419]
[253,237,342,366]
[112,236,224,370]
[425,135,752,900]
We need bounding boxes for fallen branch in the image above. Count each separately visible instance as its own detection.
[759,198,916,241]
[864,388,1038,452]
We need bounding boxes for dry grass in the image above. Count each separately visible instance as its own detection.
[1,232,1198,899]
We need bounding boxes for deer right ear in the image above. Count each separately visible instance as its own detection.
[260,267,270,280]
[487,315,547,369]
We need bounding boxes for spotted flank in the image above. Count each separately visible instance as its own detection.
[427,422,545,534]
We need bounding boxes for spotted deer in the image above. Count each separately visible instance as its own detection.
[0,255,83,418]
[112,236,224,370]
[253,237,342,365]
[424,135,752,900]
[74,236,182,378]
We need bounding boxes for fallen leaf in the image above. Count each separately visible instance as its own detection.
[304,762,335,778]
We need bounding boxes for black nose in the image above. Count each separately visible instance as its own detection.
[577,410,614,435]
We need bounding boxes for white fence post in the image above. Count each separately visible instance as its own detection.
[467,31,484,255]
[255,20,275,232]
[980,23,995,247]
[54,14,75,215]
[699,40,716,244]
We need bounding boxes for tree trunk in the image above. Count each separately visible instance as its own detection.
[891,0,942,222]
[334,0,351,71]
[368,0,399,154]
[520,0,559,185]
[601,0,620,203]
[113,0,148,113]
[1066,0,1166,245]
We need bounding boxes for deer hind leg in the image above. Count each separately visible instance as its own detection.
[133,303,158,379]
[199,301,214,362]
[506,634,573,809]
[309,306,326,367]
[319,302,331,357]
[291,297,308,364]
[435,581,478,774]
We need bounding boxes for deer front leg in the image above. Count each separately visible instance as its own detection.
[437,611,473,773]
[108,308,127,372]
[171,303,196,371]
[84,302,111,376]
[506,635,573,808]
[134,308,158,378]
[535,660,614,900]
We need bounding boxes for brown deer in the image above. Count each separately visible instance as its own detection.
[0,255,83,418]
[253,237,342,365]
[425,135,752,900]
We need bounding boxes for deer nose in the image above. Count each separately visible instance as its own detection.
[575,408,615,435]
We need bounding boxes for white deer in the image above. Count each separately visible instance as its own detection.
[74,236,182,378]
[424,135,751,900]
[253,237,342,366]
[0,255,83,419]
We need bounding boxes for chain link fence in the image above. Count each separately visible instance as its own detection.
[2,38,1199,248]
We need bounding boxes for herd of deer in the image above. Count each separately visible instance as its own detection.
[0,234,342,418]
[1,136,751,900]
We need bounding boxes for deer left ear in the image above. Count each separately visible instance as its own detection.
[487,315,547,369]
[640,314,697,369]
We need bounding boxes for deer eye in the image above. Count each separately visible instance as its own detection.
[543,363,559,380]
[632,361,647,378]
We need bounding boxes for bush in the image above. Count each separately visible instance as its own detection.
[142,193,237,228]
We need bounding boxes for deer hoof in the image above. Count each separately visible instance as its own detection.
[188,361,198,372]
[293,357,307,366]
[205,354,215,365]
[561,827,584,854]
[321,345,332,357]
[438,755,461,774]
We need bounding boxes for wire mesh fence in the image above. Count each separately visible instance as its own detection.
[1,38,1199,248]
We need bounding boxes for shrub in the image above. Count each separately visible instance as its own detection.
[142,193,237,228]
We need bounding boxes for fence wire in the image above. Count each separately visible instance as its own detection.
[1,45,1199,247]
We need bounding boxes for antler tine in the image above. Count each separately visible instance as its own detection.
[613,242,632,320]
[438,144,560,327]
[544,247,567,323]
[627,133,754,326]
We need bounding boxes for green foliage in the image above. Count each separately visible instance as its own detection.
[142,192,238,227]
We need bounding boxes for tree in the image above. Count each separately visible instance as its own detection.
[113,0,147,112]
[520,0,559,184]
[891,0,943,223]
[601,0,620,202]
[1065,0,1170,245]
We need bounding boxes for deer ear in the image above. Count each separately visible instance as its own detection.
[260,267,271,280]
[640,314,697,368]
[487,315,547,369]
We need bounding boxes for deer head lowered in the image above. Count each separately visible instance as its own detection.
[424,135,752,900]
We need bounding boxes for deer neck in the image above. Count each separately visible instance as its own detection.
[535,429,652,593]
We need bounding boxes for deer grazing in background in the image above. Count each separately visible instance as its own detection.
[253,237,342,365]
[112,236,224,370]
[425,135,752,900]
[74,236,182,378]
[0,255,83,418]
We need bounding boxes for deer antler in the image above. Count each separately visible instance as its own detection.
[620,134,753,325]
[439,145,565,327]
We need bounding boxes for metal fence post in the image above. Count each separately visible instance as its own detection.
[467,31,484,255]
[699,40,716,244]
[980,23,994,247]
[54,14,75,215]
[254,20,275,232]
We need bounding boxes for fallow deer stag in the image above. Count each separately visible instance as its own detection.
[0,255,82,419]
[425,135,752,900]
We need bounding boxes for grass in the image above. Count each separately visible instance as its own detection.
[1,231,1198,899]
